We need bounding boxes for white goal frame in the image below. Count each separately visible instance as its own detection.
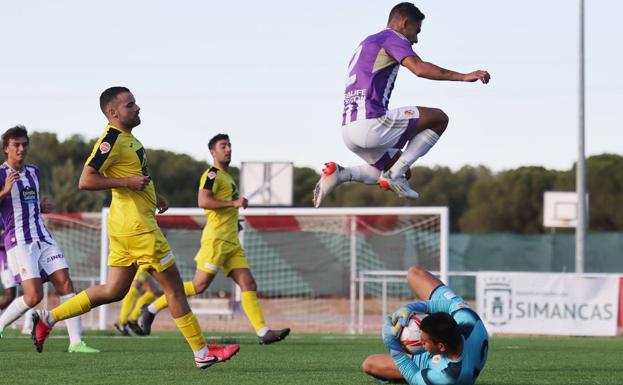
[98,206,449,332]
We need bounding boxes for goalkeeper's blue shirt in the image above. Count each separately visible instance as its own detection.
[394,285,489,385]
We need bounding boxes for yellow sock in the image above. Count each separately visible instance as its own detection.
[152,281,197,312]
[241,291,266,332]
[129,291,157,321]
[174,311,206,352]
[119,287,139,324]
[184,281,197,296]
[51,291,92,322]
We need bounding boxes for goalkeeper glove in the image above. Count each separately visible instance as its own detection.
[391,301,428,327]
[382,315,405,358]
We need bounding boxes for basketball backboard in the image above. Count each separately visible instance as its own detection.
[240,161,293,206]
[543,191,588,228]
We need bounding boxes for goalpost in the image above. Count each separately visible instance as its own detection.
[95,206,448,333]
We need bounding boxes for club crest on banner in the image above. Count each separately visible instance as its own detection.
[483,277,512,326]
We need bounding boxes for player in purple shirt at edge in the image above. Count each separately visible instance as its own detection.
[0,125,98,352]
[313,3,490,207]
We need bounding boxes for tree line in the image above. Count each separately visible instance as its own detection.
[27,132,623,234]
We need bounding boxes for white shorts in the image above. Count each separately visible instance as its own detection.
[0,249,17,289]
[7,240,68,284]
[342,106,420,170]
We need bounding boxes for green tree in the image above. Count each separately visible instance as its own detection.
[460,167,560,233]
[293,167,319,207]
[301,165,490,231]
[585,154,623,230]
[20,130,623,233]
[48,159,107,212]
[411,165,492,231]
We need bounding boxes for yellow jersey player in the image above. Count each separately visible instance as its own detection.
[31,87,239,369]
[139,134,290,345]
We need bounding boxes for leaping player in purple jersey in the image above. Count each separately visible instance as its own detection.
[0,125,98,352]
[313,2,490,207]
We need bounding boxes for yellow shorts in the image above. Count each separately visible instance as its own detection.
[109,229,176,273]
[194,238,249,275]
[133,266,150,283]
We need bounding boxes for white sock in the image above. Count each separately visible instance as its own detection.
[43,309,58,327]
[60,293,82,346]
[194,345,208,357]
[340,164,382,184]
[147,303,158,314]
[389,129,439,178]
[0,296,31,332]
[21,308,34,332]
[257,326,269,337]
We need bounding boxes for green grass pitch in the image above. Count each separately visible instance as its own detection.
[0,330,622,384]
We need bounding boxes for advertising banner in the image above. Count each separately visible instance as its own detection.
[476,272,619,336]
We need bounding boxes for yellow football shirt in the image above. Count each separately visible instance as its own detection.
[199,166,240,244]
[85,124,158,237]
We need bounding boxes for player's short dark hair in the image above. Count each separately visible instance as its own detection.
[2,125,29,156]
[100,86,131,115]
[208,134,230,150]
[388,3,425,24]
[419,312,462,350]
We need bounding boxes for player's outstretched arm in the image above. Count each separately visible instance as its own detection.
[402,56,490,84]
[78,165,151,191]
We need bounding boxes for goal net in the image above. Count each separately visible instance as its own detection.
[238,207,448,334]
[37,213,102,329]
[33,207,448,333]
[98,207,448,333]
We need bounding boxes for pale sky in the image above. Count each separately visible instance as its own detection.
[1,0,621,172]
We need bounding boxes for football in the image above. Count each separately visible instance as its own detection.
[399,313,427,354]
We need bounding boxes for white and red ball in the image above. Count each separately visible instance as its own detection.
[399,313,427,354]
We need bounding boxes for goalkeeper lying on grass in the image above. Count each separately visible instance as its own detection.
[362,266,489,385]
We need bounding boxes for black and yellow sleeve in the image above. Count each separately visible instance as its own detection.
[86,127,121,172]
[201,167,219,191]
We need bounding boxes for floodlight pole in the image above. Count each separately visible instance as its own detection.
[576,0,586,273]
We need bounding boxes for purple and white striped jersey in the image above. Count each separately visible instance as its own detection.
[342,29,419,125]
[0,163,52,251]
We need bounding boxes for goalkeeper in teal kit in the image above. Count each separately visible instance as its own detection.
[362,266,489,384]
